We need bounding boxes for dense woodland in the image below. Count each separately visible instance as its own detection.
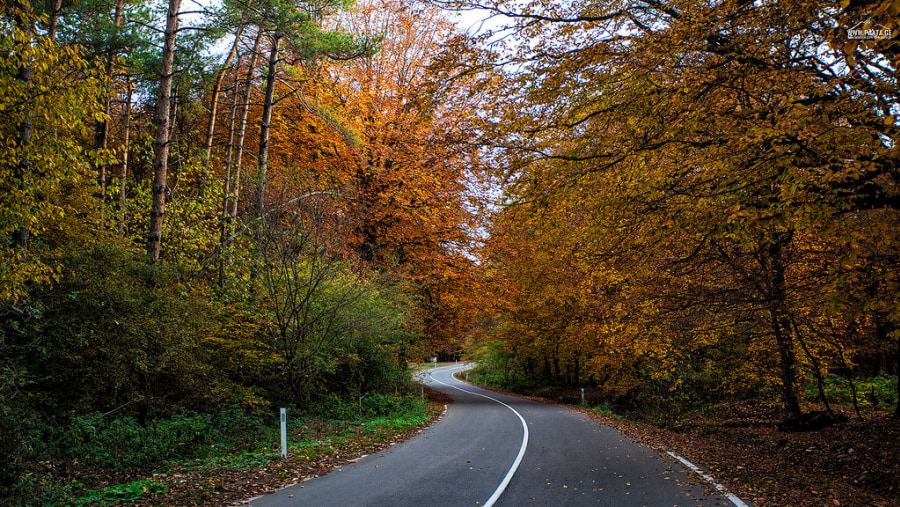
[1,0,899,503]
[0,0,480,501]
[463,0,900,424]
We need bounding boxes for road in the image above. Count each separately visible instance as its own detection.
[244,364,747,506]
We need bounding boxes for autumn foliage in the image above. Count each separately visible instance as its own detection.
[0,0,477,501]
[451,0,900,421]
[1,0,899,502]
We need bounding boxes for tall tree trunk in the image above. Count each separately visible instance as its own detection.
[218,77,241,288]
[255,34,281,223]
[201,10,251,185]
[118,76,132,236]
[220,29,265,280]
[249,33,281,300]
[147,0,181,263]
[95,0,124,230]
[95,104,110,228]
[767,232,802,419]
[47,0,62,41]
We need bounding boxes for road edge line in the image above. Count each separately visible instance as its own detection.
[665,451,750,507]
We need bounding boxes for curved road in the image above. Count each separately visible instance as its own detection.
[245,364,746,506]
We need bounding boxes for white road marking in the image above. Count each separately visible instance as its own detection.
[426,367,529,507]
[666,451,750,507]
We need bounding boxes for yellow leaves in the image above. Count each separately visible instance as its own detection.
[0,27,108,304]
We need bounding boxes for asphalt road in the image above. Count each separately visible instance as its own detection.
[244,364,746,507]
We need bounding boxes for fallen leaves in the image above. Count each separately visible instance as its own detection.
[121,387,451,506]
[579,401,900,507]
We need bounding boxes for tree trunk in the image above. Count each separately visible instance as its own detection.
[12,2,35,250]
[219,29,265,281]
[218,71,241,287]
[248,33,281,300]
[147,0,181,263]
[95,0,124,230]
[47,0,62,41]
[201,13,250,184]
[255,34,281,223]
[118,76,132,236]
[767,232,803,419]
[793,318,833,416]
[95,105,110,228]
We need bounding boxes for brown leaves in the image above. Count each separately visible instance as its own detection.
[575,401,900,506]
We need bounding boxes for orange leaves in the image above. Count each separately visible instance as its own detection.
[460,0,900,412]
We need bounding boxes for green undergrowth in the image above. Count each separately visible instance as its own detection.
[466,356,899,425]
[808,373,898,415]
[6,393,433,506]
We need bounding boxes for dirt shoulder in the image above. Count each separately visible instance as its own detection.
[585,401,899,507]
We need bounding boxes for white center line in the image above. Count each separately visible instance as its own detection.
[427,367,529,507]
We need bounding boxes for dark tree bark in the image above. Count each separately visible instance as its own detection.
[765,232,803,419]
[254,33,282,223]
[12,1,35,250]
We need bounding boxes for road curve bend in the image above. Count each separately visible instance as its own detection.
[243,364,749,507]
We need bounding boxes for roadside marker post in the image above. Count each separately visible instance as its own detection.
[581,388,585,405]
[280,408,287,458]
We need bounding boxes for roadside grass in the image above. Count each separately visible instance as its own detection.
[7,393,437,507]
[136,395,435,505]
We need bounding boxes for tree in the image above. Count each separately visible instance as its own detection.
[318,0,480,356]
[147,0,183,263]
[457,0,899,418]
[0,0,108,301]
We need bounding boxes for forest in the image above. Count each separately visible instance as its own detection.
[1,0,898,504]
[461,0,900,423]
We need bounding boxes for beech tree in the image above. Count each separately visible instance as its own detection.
[0,0,108,301]
[458,0,900,418]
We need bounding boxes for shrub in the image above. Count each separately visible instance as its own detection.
[820,373,898,412]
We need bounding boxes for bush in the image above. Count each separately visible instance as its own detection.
[820,373,898,412]
[361,393,406,416]
[23,405,267,473]
[0,406,24,492]
[7,245,254,418]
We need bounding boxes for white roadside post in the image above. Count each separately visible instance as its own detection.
[581,388,585,405]
[280,408,287,458]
